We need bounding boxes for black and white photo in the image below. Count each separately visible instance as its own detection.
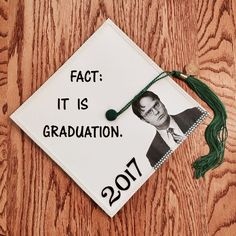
[132,90,205,167]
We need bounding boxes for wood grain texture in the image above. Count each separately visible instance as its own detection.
[1,0,236,235]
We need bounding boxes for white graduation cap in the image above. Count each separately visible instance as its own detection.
[10,19,208,217]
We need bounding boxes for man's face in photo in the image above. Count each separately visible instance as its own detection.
[139,96,169,128]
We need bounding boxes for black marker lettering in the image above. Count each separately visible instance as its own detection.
[70,70,77,82]
[57,98,69,110]
[78,98,88,110]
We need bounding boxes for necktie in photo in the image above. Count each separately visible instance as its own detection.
[167,127,183,143]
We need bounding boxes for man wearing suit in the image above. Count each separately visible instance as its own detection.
[132,91,203,167]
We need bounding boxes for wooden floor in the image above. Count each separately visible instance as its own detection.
[1,0,236,235]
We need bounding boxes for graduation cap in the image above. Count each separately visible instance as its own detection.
[10,19,227,217]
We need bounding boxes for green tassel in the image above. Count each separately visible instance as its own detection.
[172,71,228,178]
